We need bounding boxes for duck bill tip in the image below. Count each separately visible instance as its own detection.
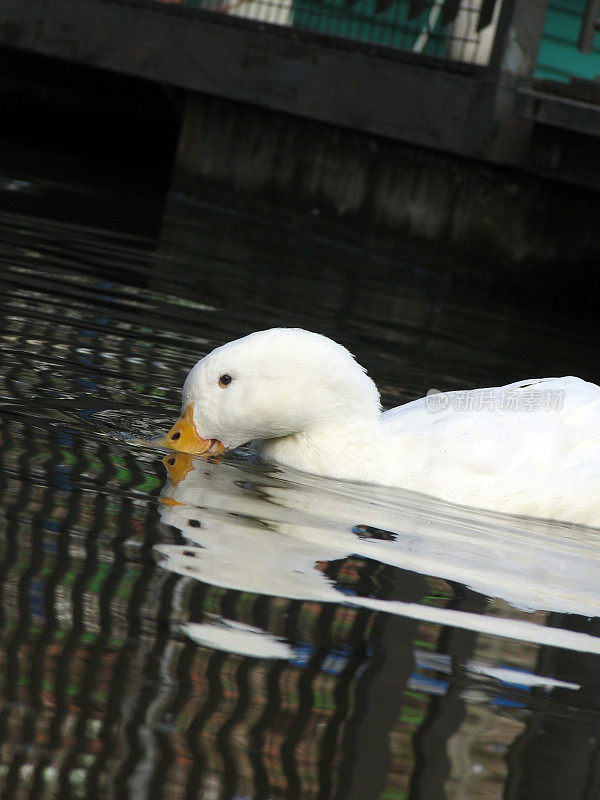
[159,403,225,456]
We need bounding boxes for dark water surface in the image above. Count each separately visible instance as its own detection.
[1,194,600,800]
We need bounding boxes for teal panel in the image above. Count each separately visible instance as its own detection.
[291,0,448,55]
[535,0,600,81]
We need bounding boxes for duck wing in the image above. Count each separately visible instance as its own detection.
[381,377,600,524]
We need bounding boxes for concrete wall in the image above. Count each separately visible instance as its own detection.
[171,93,600,271]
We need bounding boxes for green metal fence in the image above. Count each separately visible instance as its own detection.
[160,0,503,65]
[536,0,600,81]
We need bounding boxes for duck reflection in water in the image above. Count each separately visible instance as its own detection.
[154,452,600,800]
[156,452,600,652]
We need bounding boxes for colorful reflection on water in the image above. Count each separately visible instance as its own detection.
[0,203,599,800]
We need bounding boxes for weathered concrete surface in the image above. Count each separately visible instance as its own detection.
[171,93,600,272]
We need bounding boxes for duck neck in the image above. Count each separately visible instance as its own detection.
[254,412,385,482]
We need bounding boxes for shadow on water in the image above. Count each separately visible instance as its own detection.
[0,202,600,800]
[0,47,182,237]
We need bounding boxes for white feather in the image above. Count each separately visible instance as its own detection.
[181,328,600,526]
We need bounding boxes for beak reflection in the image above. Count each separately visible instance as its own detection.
[162,452,195,487]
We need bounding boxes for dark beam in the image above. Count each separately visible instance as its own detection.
[441,0,461,26]
[408,0,428,19]
[578,0,600,53]
[477,0,498,31]
[0,0,490,157]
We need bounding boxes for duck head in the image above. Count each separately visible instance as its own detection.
[159,328,380,456]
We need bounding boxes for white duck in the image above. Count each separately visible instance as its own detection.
[160,328,600,527]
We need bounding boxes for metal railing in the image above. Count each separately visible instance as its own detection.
[157,0,503,65]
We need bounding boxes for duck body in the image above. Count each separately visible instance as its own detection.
[162,328,600,527]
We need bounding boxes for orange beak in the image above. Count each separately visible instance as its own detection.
[158,403,225,456]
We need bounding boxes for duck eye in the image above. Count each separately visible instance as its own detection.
[218,374,232,388]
